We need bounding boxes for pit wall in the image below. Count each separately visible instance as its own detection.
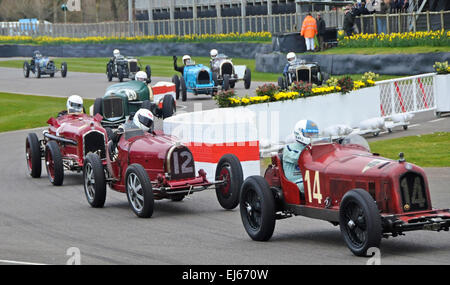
[163,108,260,180]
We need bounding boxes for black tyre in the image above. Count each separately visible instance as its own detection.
[229,81,236,89]
[107,64,113,82]
[61,62,67,78]
[118,66,124,82]
[278,76,285,90]
[339,189,382,257]
[23,62,30,78]
[240,176,276,241]
[45,141,64,186]
[244,68,252,89]
[403,125,408,131]
[215,154,243,210]
[83,153,106,208]
[36,65,41,78]
[50,72,55,78]
[93,98,102,116]
[180,76,187,102]
[223,74,230,91]
[212,72,219,86]
[126,164,154,218]
[145,65,152,82]
[162,95,175,119]
[26,133,42,178]
[172,75,180,100]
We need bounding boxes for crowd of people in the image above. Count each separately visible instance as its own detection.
[343,0,410,36]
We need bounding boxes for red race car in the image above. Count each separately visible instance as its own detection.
[82,123,243,218]
[240,135,450,256]
[26,112,108,186]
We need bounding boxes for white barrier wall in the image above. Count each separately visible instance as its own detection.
[239,85,381,145]
[434,74,450,114]
[163,108,260,180]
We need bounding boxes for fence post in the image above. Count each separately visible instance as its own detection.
[386,14,390,34]
[440,10,444,30]
[426,10,430,31]
[373,14,377,34]
[413,12,416,32]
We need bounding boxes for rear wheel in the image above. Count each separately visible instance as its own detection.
[212,72,219,86]
[61,62,67,78]
[172,75,180,100]
[36,65,41,78]
[339,189,382,257]
[45,141,64,186]
[118,66,124,82]
[83,153,106,208]
[145,65,152,82]
[25,133,42,178]
[126,164,154,218]
[93,98,102,116]
[244,68,252,89]
[229,81,236,89]
[107,64,113,81]
[162,94,175,119]
[180,76,187,102]
[278,76,285,90]
[215,154,243,210]
[240,176,276,241]
[223,74,230,91]
[23,62,30,78]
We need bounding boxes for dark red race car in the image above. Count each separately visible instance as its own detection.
[240,135,450,256]
[26,113,108,186]
[82,125,243,218]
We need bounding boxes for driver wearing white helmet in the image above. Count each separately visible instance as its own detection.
[135,71,149,83]
[283,52,297,77]
[132,108,154,133]
[67,95,84,114]
[113,49,121,58]
[283,119,319,193]
[173,55,191,74]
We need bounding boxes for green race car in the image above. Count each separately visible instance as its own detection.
[93,80,176,128]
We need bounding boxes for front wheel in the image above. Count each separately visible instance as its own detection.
[83,153,107,208]
[223,74,230,91]
[162,94,176,119]
[215,154,243,210]
[180,76,187,102]
[61,62,67,78]
[145,65,152,83]
[244,68,251,89]
[45,141,64,186]
[126,164,154,218]
[240,176,276,241]
[26,133,42,178]
[118,66,124,82]
[339,189,382,257]
[93,98,102,116]
[172,75,180,100]
[23,62,30,78]
[36,65,41,78]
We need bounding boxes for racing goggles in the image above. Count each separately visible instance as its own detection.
[302,128,319,138]
[68,102,83,113]
[138,114,154,128]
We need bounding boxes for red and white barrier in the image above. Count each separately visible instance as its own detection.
[163,108,260,180]
[151,81,176,104]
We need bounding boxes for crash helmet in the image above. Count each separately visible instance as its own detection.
[133,108,154,133]
[182,55,191,65]
[113,49,121,57]
[210,49,218,59]
[67,95,84,114]
[135,71,148,82]
[34,50,42,59]
[294,120,319,145]
[287,52,297,62]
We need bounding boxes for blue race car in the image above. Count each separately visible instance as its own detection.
[172,57,221,102]
[23,51,67,78]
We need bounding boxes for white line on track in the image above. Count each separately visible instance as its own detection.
[408,124,420,128]
[0,259,47,265]
[429,118,445,123]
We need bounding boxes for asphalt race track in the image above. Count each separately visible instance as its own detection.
[0,67,450,265]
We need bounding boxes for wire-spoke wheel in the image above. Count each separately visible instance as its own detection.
[25,133,42,178]
[125,164,154,218]
[45,141,63,186]
[215,154,243,210]
[339,189,382,257]
[83,153,106,208]
[240,176,275,241]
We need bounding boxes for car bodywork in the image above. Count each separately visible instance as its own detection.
[210,54,251,89]
[278,60,327,89]
[94,80,176,128]
[240,135,450,256]
[25,113,108,186]
[83,126,243,218]
[184,62,218,95]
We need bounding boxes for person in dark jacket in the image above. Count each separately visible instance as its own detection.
[343,8,355,36]
[173,55,191,74]
[316,13,326,51]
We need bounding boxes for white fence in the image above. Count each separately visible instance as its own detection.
[376,73,436,118]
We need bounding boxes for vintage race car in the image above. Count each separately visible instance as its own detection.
[278,60,328,90]
[172,61,219,102]
[23,51,67,79]
[93,80,176,128]
[82,125,244,218]
[240,135,450,256]
[26,112,108,186]
[106,55,151,82]
[210,54,251,90]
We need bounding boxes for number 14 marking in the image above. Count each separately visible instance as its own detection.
[304,170,323,204]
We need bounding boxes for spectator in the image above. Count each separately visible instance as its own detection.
[316,13,326,51]
[402,0,409,12]
[390,0,398,13]
[374,0,389,34]
[301,12,318,52]
[343,7,355,36]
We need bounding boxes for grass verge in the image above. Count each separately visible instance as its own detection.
[317,46,450,55]
[0,92,93,133]
[0,56,403,82]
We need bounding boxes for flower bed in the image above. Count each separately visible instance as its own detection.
[0,32,272,45]
[338,30,450,48]
[215,73,377,108]
[434,61,450,74]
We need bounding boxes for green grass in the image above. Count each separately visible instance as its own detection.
[370,132,450,167]
[317,46,450,55]
[0,92,93,133]
[0,56,404,82]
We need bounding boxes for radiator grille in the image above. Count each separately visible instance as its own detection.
[103,97,123,119]
[84,131,106,159]
[399,172,428,212]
